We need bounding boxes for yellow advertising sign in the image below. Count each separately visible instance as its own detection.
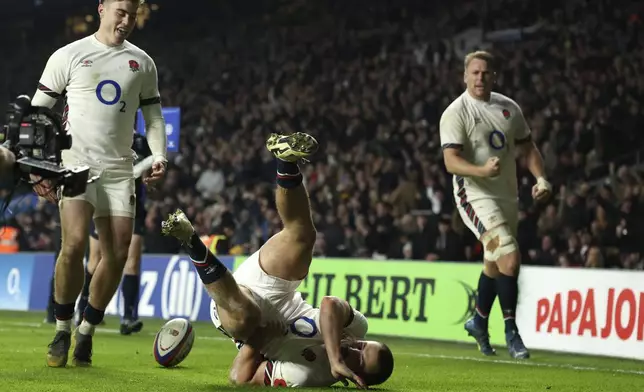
[235,258,505,344]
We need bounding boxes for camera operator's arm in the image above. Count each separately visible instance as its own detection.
[31,48,70,109]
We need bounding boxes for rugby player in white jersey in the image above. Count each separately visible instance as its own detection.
[439,51,551,359]
[161,132,394,388]
[31,0,167,367]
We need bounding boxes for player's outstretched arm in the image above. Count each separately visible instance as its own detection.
[229,344,267,386]
[319,296,367,388]
[319,296,352,362]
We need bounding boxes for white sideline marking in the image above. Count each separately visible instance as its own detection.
[2,321,643,376]
[398,352,644,376]
[94,327,227,341]
[0,321,42,328]
[0,321,229,341]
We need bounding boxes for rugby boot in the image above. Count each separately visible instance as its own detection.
[161,209,195,244]
[46,330,71,367]
[120,319,144,335]
[464,318,496,356]
[506,329,530,359]
[266,132,318,162]
[72,328,93,367]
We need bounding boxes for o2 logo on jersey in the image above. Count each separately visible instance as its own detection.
[96,79,127,113]
[488,130,506,150]
[290,316,318,338]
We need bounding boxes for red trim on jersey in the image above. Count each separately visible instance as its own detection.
[456,176,486,235]
[264,360,274,386]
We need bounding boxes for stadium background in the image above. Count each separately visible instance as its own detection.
[0,0,643,383]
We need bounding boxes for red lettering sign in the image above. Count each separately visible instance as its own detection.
[578,289,597,337]
[534,288,644,341]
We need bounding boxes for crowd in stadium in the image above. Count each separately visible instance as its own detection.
[1,0,643,269]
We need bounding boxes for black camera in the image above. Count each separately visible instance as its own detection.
[0,95,94,198]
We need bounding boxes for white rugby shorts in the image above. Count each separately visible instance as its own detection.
[60,152,136,218]
[210,249,313,331]
[456,197,518,239]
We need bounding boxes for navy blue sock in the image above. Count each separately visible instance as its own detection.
[186,233,226,284]
[186,232,208,261]
[474,272,497,329]
[121,274,139,321]
[77,270,92,322]
[496,273,519,333]
[84,303,105,326]
[54,302,75,321]
[276,159,302,189]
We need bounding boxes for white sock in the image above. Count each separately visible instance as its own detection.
[55,319,72,333]
[78,320,96,336]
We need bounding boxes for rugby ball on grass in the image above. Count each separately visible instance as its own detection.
[153,318,195,367]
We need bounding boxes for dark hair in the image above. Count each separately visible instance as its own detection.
[363,343,394,386]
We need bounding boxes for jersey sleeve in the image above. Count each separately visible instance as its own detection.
[139,56,167,161]
[343,308,368,339]
[513,104,532,143]
[439,106,466,150]
[32,48,70,109]
[309,306,368,339]
[139,57,161,106]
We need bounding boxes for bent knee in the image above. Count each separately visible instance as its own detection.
[103,234,132,264]
[481,225,518,261]
[59,239,88,264]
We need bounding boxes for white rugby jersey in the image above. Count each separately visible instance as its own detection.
[32,35,161,167]
[439,91,531,203]
[263,309,368,388]
[264,344,337,387]
[214,302,368,387]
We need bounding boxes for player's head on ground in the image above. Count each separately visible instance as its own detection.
[463,50,497,101]
[344,340,394,386]
[97,0,144,46]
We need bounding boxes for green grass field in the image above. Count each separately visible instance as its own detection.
[1,311,643,392]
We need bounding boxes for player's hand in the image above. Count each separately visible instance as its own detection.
[481,157,501,178]
[532,177,552,203]
[144,160,166,187]
[330,359,367,389]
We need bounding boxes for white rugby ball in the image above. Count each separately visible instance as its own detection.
[153,318,195,367]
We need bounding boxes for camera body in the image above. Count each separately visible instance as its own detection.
[0,95,94,198]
